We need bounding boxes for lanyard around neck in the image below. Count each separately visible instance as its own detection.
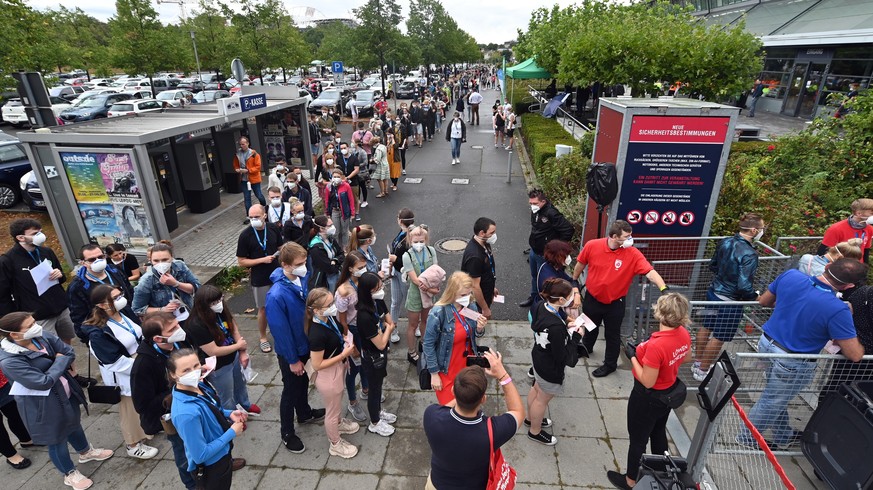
[108,316,140,341]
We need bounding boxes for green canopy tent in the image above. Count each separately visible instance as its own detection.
[504,58,552,104]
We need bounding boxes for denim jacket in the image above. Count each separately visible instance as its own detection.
[709,234,759,301]
[423,303,480,374]
[132,260,201,316]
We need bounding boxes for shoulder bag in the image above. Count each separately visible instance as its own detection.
[486,418,517,490]
[651,378,687,409]
[87,357,121,405]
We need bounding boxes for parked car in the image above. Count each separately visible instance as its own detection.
[0,133,33,208]
[59,93,133,122]
[107,99,163,117]
[308,89,348,114]
[49,86,86,102]
[345,90,382,117]
[1,97,72,127]
[156,90,194,107]
[19,171,45,211]
[395,81,418,99]
[193,90,230,103]
[205,82,232,91]
[298,88,313,104]
[118,89,153,100]
[177,80,206,92]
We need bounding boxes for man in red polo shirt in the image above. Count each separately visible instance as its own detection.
[572,220,668,377]
[818,198,873,263]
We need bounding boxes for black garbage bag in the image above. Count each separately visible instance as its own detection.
[586,162,617,211]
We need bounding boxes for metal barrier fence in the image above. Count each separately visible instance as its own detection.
[702,351,873,489]
[773,236,824,257]
[525,85,593,141]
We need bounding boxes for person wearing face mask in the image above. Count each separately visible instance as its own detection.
[527,278,585,446]
[68,244,136,344]
[315,143,338,183]
[571,220,668,378]
[335,252,371,422]
[309,215,345,291]
[422,272,488,405]
[283,199,315,249]
[797,238,862,277]
[348,224,381,275]
[267,159,289,190]
[403,225,439,358]
[80,285,158,460]
[0,219,73,346]
[317,109,337,145]
[305,288,359,458]
[347,92,359,125]
[308,114,321,164]
[319,170,356,252]
[168,348,248,490]
[818,198,873,264]
[355,272,398,436]
[352,121,374,161]
[389,210,414,346]
[396,112,410,175]
[531,240,580,314]
[131,313,203,489]
[236,205,283,354]
[445,111,467,165]
[0,311,114,490]
[185,285,257,414]
[410,100,424,147]
[387,131,402,192]
[692,213,765,382]
[105,243,141,283]
[232,137,266,225]
[266,186,292,226]
[371,136,390,198]
[521,189,575,308]
[282,169,313,217]
[132,242,200,319]
[461,218,499,320]
[336,142,363,219]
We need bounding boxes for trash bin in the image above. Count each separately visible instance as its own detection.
[802,381,873,489]
[555,144,572,158]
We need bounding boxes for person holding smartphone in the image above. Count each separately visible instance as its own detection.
[422,272,488,405]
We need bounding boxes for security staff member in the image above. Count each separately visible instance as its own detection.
[521,189,574,308]
[461,218,498,319]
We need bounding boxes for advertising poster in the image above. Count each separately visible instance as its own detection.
[60,151,155,251]
[263,108,305,166]
[615,116,730,236]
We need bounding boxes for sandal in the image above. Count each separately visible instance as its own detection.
[376,193,386,198]
[259,341,273,353]
[391,186,398,191]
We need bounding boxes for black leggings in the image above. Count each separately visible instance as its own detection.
[400,147,407,170]
[0,400,30,458]
[192,452,232,490]
[361,355,386,423]
[626,381,671,481]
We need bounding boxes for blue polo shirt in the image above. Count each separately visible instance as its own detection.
[763,269,856,354]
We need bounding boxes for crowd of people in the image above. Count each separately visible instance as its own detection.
[0,63,872,487]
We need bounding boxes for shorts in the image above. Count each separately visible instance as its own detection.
[505,128,515,137]
[494,125,505,134]
[253,285,271,309]
[533,368,565,396]
[41,308,75,341]
[415,123,423,135]
[702,289,744,343]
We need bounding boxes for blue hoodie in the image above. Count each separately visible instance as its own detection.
[265,267,310,364]
[171,384,234,471]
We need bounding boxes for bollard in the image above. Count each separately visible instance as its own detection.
[506,150,513,184]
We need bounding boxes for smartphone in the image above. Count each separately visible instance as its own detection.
[466,355,490,368]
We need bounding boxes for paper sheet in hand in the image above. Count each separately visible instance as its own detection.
[30,259,58,296]
[572,314,598,332]
[824,340,841,354]
[459,307,482,322]
[204,356,217,373]
[493,295,505,304]
[9,381,50,396]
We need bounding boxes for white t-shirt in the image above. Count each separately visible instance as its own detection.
[451,119,464,139]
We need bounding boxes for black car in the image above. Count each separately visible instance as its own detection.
[308,89,349,114]
[0,133,34,208]
[60,93,133,122]
[345,90,383,117]
[396,81,418,99]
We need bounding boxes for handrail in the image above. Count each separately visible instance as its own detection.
[526,85,594,134]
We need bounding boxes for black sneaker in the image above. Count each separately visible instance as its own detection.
[524,417,552,428]
[592,365,616,378]
[282,434,305,454]
[606,470,632,490]
[527,430,557,446]
[518,298,534,308]
[299,408,326,424]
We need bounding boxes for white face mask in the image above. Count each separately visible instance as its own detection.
[29,232,46,247]
[412,242,425,252]
[531,205,541,214]
[113,297,128,311]
[327,148,334,154]
[275,165,284,173]
[21,323,43,340]
[325,225,337,237]
[294,212,305,220]
[369,237,376,247]
[335,138,341,143]
[291,264,307,277]
[486,233,497,245]
[372,289,385,300]
[326,159,334,166]
[456,294,472,307]
[331,177,341,186]
[322,304,338,317]
[353,267,366,277]
[166,327,187,343]
[867,216,873,226]
[561,296,574,308]
[153,261,172,275]
[620,237,634,248]
[754,229,764,241]
[90,258,107,274]
[178,369,201,388]
[271,198,282,208]
[112,258,124,265]
[564,255,572,267]
[250,218,264,229]
[210,302,224,314]
[341,149,349,155]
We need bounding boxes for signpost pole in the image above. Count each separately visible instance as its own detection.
[506,150,513,184]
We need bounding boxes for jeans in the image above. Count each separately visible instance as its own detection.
[738,336,816,446]
[390,272,408,321]
[330,208,351,251]
[748,96,759,116]
[277,354,314,439]
[626,380,671,480]
[242,182,266,215]
[581,293,626,367]
[528,251,546,299]
[450,138,462,159]
[345,325,369,403]
[361,355,386,423]
[169,432,196,489]
[47,416,89,475]
[209,352,252,410]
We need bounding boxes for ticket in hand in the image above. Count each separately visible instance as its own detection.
[572,314,598,332]
[460,307,483,322]
[493,295,505,304]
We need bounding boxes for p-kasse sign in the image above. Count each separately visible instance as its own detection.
[220,93,267,116]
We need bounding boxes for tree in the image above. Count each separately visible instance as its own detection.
[351,0,414,94]
[109,0,171,95]
[190,0,232,77]
[407,0,481,68]
[225,0,306,82]
[55,8,113,79]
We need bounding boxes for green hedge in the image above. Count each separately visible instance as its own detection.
[519,114,580,170]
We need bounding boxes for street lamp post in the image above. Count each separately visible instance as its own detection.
[190,30,202,83]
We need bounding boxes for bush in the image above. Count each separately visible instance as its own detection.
[520,114,580,170]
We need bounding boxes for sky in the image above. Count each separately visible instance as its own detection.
[24,0,582,45]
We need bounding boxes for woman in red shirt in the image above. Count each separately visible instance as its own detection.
[607,293,692,490]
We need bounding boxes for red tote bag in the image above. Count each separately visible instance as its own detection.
[486,418,517,490]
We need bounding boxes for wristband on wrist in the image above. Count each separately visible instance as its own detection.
[659,285,669,292]
[499,376,513,386]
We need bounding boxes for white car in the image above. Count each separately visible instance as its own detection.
[156,90,194,107]
[108,99,163,117]
[1,96,71,127]
[122,79,150,91]
[119,89,153,100]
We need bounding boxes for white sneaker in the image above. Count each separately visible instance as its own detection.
[78,446,113,463]
[379,410,397,424]
[691,365,709,382]
[415,327,421,337]
[451,159,457,165]
[402,170,407,175]
[126,442,158,460]
[328,438,358,458]
[691,360,701,373]
[338,417,360,435]
[494,144,498,147]
[361,201,369,208]
[456,159,461,165]
[390,330,401,343]
[64,470,93,490]
[368,419,396,437]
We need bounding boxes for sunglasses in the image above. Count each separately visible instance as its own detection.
[83,255,106,263]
